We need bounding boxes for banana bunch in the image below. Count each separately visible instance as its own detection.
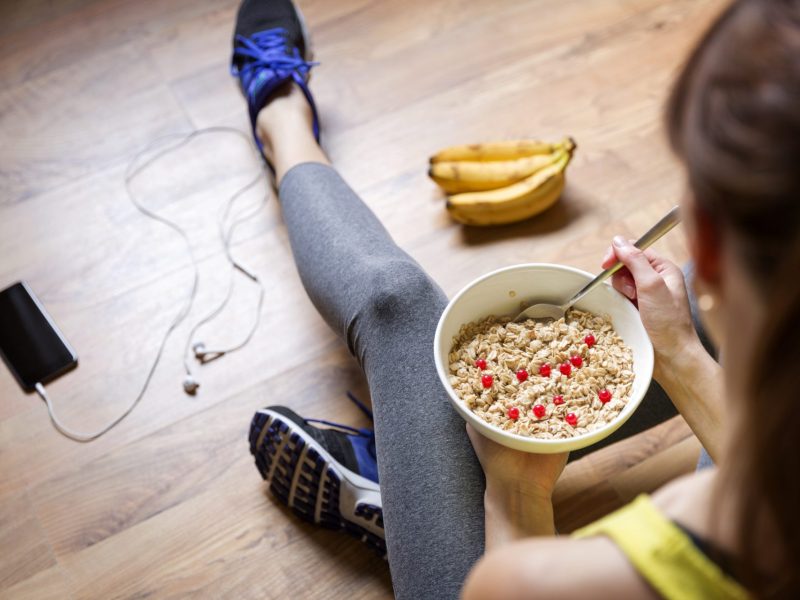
[428,137,576,226]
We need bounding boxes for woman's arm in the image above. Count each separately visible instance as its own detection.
[466,426,566,550]
[603,237,725,460]
[462,238,725,598]
[483,476,557,549]
[462,535,658,600]
[464,422,664,599]
[652,341,725,461]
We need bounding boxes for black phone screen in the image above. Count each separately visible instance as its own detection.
[0,282,77,391]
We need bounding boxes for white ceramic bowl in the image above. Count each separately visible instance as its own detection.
[434,263,654,454]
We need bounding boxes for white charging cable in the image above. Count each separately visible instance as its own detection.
[34,127,268,442]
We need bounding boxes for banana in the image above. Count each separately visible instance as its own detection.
[430,139,564,163]
[428,146,565,194]
[447,174,565,226]
[445,151,570,226]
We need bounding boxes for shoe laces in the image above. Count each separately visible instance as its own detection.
[231,28,317,82]
[304,392,376,455]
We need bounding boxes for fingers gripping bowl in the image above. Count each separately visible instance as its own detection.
[434,264,654,454]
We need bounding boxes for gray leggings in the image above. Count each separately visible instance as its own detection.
[280,163,686,599]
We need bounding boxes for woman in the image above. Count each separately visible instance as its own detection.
[465,1,799,596]
[235,0,799,597]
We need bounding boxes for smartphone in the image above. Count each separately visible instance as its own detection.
[0,281,78,392]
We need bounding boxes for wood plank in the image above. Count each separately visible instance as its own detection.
[31,348,371,557]
[555,415,694,502]
[56,453,390,599]
[553,417,697,532]
[0,0,100,38]
[0,491,57,590]
[609,435,702,503]
[0,0,224,87]
[0,42,191,203]
[0,565,73,600]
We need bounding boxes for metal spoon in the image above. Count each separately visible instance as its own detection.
[514,206,681,322]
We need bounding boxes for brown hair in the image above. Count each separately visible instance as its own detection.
[666,0,800,596]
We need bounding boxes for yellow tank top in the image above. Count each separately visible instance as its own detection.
[573,495,750,600]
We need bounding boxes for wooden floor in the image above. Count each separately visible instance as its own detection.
[0,0,725,597]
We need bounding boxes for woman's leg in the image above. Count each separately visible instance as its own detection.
[260,84,485,599]
[257,82,718,595]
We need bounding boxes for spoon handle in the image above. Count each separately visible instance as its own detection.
[565,205,681,309]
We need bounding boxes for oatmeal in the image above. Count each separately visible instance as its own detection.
[448,309,634,438]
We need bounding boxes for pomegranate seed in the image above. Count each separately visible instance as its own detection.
[533,404,546,418]
[508,406,520,420]
[584,334,596,348]
[539,363,552,377]
[481,374,494,389]
[570,355,583,368]
[565,412,578,426]
[553,395,565,405]
[475,358,487,370]
[559,362,572,377]
[598,389,612,403]
[515,369,528,382]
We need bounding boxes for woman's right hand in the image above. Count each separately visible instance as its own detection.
[602,236,702,380]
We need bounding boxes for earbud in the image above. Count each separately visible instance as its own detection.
[177,158,266,396]
[183,376,200,395]
[192,341,225,364]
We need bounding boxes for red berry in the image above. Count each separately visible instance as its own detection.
[515,369,528,382]
[565,412,578,426]
[508,406,520,420]
[481,374,494,389]
[570,355,583,368]
[584,334,596,348]
[598,389,612,403]
[475,358,487,370]
[539,363,552,377]
[553,395,565,405]
[559,362,572,377]
[533,404,546,418]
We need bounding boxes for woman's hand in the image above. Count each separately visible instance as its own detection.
[602,236,702,380]
[467,425,567,498]
[604,236,726,460]
[467,425,567,547]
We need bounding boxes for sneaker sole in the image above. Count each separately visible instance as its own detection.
[249,408,386,558]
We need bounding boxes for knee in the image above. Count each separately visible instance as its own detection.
[364,259,444,323]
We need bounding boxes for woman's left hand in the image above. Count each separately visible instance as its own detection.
[467,425,568,545]
[467,424,568,501]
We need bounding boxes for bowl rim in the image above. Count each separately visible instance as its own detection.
[433,262,654,449]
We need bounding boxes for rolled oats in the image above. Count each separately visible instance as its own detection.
[448,309,634,439]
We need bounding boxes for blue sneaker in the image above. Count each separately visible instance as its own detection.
[249,392,385,557]
[231,0,320,157]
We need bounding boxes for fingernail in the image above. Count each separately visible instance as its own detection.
[612,235,628,248]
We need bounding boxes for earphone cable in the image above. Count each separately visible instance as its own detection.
[37,127,267,442]
[182,171,268,373]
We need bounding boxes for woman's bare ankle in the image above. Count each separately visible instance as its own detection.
[254,81,329,182]
[255,82,315,161]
